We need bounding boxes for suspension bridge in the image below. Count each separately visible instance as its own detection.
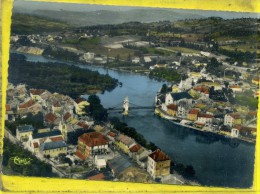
[107,97,155,115]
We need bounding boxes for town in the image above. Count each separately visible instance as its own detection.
[3,10,259,187]
[4,83,197,184]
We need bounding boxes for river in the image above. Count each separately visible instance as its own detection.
[14,52,255,188]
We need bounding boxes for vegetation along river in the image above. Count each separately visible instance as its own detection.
[14,52,255,188]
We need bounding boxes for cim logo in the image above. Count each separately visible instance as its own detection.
[10,156,32,166]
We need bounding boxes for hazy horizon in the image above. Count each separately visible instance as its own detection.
[14,0,260,19]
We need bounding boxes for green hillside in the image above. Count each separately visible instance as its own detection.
[11,13,70,34]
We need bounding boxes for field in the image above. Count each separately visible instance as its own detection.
[165,46,201,54]
[220,44,260,54]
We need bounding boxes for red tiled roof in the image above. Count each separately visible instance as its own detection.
[75,150,87,160]
[88,173,105,180]
[149,149,170,162]
[79,132,108,148]
[248,111,257,116]
[63,112,72,121]
[197,113,213,118]
[19,100,35,109]
[33,142,39,148]
[167,104,178,111]
[194,85,209,94]
[77,122,89,129]
[6,104,11,111]
[189,109,200,114]
[233,125,256,132]
[50,136,64,142]
[228,113,241,119]
[75,98,86,104]
[30,89,45,95]
[45,113,58,123]
[108,131,117,138]
[129,144,142,153]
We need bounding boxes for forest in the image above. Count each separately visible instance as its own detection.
[9,53,118,98]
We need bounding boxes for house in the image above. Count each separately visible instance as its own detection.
[16,125,35,142]
[108,154,133,177]
[40,140,67,158]
[154,64,168,68]
[29,130,63,152]
[187,109,200,121]
[74,121,89,130]
[95,157,107,170]
[135,147,152,169]
[52,102,62,113]
[132,57,140,64]
[75,132,109,160]
[74,98,90,115]
[29,89,46,101]
[115,134,136,154]
[5,104,14,121]
[231,125,256,138]
[147,149,171,179]
[143,56,152,63]
[44,112,60,125]
[229,85,243,93]
[165,92,192,105]
[88,173,105,180]
[197,113,213,125]
[166,104,178,116]
[193,85,209,97]
[224,113,242,127]
[129,144,142,158]
[177,101,189,118]
[63,112,73,123]
[17,99,35,111]
[252,77,260,85]
[106,131,117,143]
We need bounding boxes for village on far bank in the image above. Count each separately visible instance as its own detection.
[155,64,258,143]
[4,83,195,185]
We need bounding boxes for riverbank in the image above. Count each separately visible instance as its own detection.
[154,107,256,144]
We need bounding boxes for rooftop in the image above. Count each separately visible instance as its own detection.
[189,109,200,114]
[228,113,241,119]
[167,104,178,111]
[197,113,213,118]
[79,132,108,147]
[171,92,192,101]
[88,173,105,180]
[19,100,35,109]
[116,134,135,147]
[129,144,142,153]
[40,140,67,151]
[75,98,88,104]
[17,125,34,132]
[30,89,46,95]
[6,104,11,111]
[149,149,170,162]
[45,113,58,123]
[33,130,62,139]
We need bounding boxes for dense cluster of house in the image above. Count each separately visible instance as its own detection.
[156,72,258,140]
[6,83,171,181]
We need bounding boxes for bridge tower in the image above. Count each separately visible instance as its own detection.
[123,96,129,116]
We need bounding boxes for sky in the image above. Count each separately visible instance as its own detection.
[14,0,260,19]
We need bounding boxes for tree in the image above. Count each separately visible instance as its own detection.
[160,84,168,94]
